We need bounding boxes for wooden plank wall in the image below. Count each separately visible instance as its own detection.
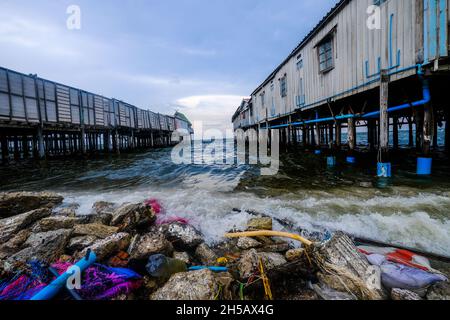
[250,0,421,126]
[0,67,179,133]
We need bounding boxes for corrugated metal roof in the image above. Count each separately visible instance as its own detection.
[251,0,349,96]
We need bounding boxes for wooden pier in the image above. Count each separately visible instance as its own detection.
[0,67,191,162]
[233,0,450,175]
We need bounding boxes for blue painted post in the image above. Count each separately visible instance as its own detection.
[417,157,432,175]
[327,156,336,167]
[346,156,356,164]
[378,70,391,177]
[377,162,392,178]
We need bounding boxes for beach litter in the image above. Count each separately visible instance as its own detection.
[1,193,449,301]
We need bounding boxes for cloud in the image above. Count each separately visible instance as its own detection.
[175,95,248,133]
[0,12,83,58]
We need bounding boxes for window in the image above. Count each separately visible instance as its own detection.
[260,91,265,107]
[373,0,386,5]
[296,54,303,70]
[318,37,334,72]
[280,76,287,97]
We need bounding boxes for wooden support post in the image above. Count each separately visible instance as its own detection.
[62,133,67,155]
[432,109,438,149]
[1,134,8,162]
[423,104,434,156]
[314,124,320,147]
[328,124,334,146]
[368,119,375,151]
[408,117,414,147]
[347,118,356,151]
[335,122,341,147]
[13,136,20,160]
[302,126,307,146]
[379,70,390,162]
[22,135,29,158]
[414,109,424,152]
[104,131,110,152]
[446,111,450,154]
[80,128,86,154]
[393,117,399,150]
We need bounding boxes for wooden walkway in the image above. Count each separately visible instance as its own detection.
[0,67,181,161]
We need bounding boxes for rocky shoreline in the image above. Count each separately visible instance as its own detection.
[0,191,449,301]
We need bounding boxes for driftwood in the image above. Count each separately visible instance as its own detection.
[308,232,386,300]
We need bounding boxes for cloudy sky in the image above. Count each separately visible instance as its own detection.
[0,0,337,131]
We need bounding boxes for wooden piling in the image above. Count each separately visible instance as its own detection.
[314,124,320,147]
[80,128,86,154]
[414,109,424,152]
[423,104,434,156]
[393,117,399,150]
[335,122,341,147]
[22,135,29,158]
[408,116,414,147]
[347,117,356,151]
[379,70,390,161]
[1,134,8,162]
[13,136,20,160]
[446,111,450,154]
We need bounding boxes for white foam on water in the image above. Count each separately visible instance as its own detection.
[63,186,450,257]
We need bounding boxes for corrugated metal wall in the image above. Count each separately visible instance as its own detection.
[0,67,177,132]
[249,0,429,126]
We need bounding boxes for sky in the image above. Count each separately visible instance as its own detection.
[0,0,338,132]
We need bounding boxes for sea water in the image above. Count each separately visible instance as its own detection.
[0,131,449,257]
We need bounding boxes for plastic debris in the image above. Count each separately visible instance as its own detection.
[367,254,447,293]
[144,199,162,215]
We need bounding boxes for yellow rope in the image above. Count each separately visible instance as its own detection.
[224,230,313,247]
[259,258,273,300]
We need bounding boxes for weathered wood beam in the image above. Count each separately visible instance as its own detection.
[379,70,389,160]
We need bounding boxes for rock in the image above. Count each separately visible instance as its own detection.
[80,232,131,261]
[151,269,219,300]
[0,192,63,218]
[195,243,218,265]
[237,249,287,279]
[67,236,98,253]
[247,217,273,231]
[111,203,156,232]
[128,232,173,260]
[6,229,72,266]
[310,232,386,300]
[173,252,191,265]
[91,213,114,226]
[0,208,51,243]
[33,216,80,232]
[157,223,203,250]
[286,249,305,262]
[237,237,261,250]
[0,229,31,259]
[427,281,450,300]
[92,201,115,214]
[73,223,119,239]
[359,182,373,188]
[391,288,422,300]
[53,203,79,217]
[259,252,288,270]
[260,242,290,253]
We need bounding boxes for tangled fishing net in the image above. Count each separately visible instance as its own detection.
[0,261,142,301]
